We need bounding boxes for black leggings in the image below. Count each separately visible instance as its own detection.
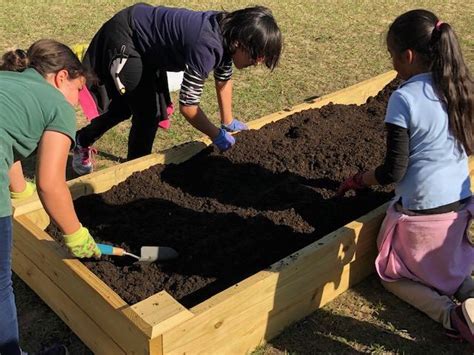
[77,57,161,160]
[77,4,170,160]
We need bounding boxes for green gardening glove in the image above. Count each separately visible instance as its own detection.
[71,43,88,62]
[63,226,101,258]
[10,181,36,200]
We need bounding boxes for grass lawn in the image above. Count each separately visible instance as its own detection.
[1,0,473,353]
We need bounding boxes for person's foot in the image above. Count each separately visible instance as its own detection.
[35,344,69,355]
[158,118,171,130]
[72,142,96,175]
[450,301,474,345]
[462,298,474,334]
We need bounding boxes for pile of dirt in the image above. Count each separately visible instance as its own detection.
[48,79,401,307]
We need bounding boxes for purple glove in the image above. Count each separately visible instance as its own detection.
[212,128,236,152]
[337,172,367,196]
[221,118,248,132]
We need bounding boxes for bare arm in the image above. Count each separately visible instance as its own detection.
[360,170,379,187]
[215,79,233,126]
[36,130,80,235]
[179,104,220,139]
[8,161,27,193]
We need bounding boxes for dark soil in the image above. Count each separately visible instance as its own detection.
[47,79,401,307]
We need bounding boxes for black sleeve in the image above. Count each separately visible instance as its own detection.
[374,123,409,185]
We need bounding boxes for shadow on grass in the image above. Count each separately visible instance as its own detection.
[269,308,410,353]
[266,275,472,354]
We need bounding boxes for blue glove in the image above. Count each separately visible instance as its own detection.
[221,118,248,132]
[212,128,235,152]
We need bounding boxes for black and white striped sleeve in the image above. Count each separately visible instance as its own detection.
[213,59,233,82]
[179,66,206,106]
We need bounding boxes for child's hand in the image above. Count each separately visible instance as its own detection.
[337,172,367,196]
[221,118,248,132]
[212,128,236,152]
[63,226,101,258]
[10,181,36,200]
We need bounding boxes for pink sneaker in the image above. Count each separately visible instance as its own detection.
[72,143,97,175]
[158,119,171,130]
[157,103,174,130]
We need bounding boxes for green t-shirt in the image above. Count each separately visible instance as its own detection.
[0,68,76,217]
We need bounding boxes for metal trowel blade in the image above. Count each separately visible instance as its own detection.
[139,246,179,262]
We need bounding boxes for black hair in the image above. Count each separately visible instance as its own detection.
[387,9,474,155]
[0,49,28,71]
[0,39,87,80]
[219,6,282,70]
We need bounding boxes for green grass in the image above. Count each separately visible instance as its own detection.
[2,1,473,353]
[1,0,472,170]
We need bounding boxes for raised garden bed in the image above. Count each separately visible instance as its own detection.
[14,71,467,354]
[47,76,397,308]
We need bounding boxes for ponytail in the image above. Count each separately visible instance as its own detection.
[1,39,87,80]
[0,49,29,71]
[387,9,474,155]
[431,23,474,155]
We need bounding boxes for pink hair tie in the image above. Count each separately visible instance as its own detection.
[435,20,444,30]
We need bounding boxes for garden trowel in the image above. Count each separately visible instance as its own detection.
[97,243,178,262]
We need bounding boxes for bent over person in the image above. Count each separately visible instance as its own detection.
[73,4,282,175]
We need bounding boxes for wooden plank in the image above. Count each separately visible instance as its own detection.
[188,202,387,316]
[263,251,377,341]
[12,215,153,354]
[162,203,387,354]
[11,71,397,219]
[12,247,125,354]
[66,141,208,199]
[149,335,164,355]
[162,153,474,353]
[131,291,195,338]
[181,254,376,355]
[12,141,208,217]
[23,208,50,230]
[14,69,467,354]
[246,71,397,130]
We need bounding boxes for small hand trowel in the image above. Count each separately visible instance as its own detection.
[97,243,178,262]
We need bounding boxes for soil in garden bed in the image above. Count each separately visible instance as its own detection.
[48,79,401,307]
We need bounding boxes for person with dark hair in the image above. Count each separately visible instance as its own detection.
[338,9,474,344]
[0,39,101,355]
[72,3,282,175]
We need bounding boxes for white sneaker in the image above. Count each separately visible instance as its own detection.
[72,143,96,175]
[462,298,474,335]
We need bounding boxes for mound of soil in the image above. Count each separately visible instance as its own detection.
[48,79,401,307]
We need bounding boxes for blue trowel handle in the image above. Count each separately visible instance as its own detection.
[97,243,126,256]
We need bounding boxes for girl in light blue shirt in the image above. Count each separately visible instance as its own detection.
[338,9,474,345]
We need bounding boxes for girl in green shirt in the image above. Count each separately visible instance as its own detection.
[0,39,100,355]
